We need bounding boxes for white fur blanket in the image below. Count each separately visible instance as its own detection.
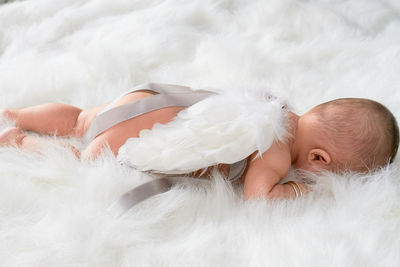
[0,0,399,266]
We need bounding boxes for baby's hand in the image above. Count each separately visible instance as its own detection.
[243,141,312,200]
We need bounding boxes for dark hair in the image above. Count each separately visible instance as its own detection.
[312,98,399,172]
[390,111,399,163]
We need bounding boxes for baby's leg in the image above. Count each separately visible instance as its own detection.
[0,126,80,157]
[1,103,83,136]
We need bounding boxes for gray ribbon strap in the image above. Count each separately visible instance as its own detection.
[109,158,248,218]
[108,176,207,217]
[226,158,248,181]
[83,83,216,144]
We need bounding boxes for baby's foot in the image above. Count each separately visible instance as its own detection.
[0,108,16,121]
[0,126,23,146]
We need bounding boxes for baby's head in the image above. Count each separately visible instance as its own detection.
[292,98,399,173]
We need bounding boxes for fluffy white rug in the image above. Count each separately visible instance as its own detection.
[0,0,399,266]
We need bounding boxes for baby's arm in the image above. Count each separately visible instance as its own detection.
[243,142,307,200]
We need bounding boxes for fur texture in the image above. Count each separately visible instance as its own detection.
[0,0,399,266]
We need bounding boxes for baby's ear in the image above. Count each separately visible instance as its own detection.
[308,148,332,166]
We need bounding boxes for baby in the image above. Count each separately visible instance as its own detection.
[0,89,398,200]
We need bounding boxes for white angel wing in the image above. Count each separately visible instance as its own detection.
[117,90,289,174]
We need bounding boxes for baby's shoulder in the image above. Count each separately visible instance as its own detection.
[248,141,291,177]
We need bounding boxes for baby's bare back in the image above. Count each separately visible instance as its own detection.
[80,90,186,158]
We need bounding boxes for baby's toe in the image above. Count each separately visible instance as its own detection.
[0,126,22,146]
